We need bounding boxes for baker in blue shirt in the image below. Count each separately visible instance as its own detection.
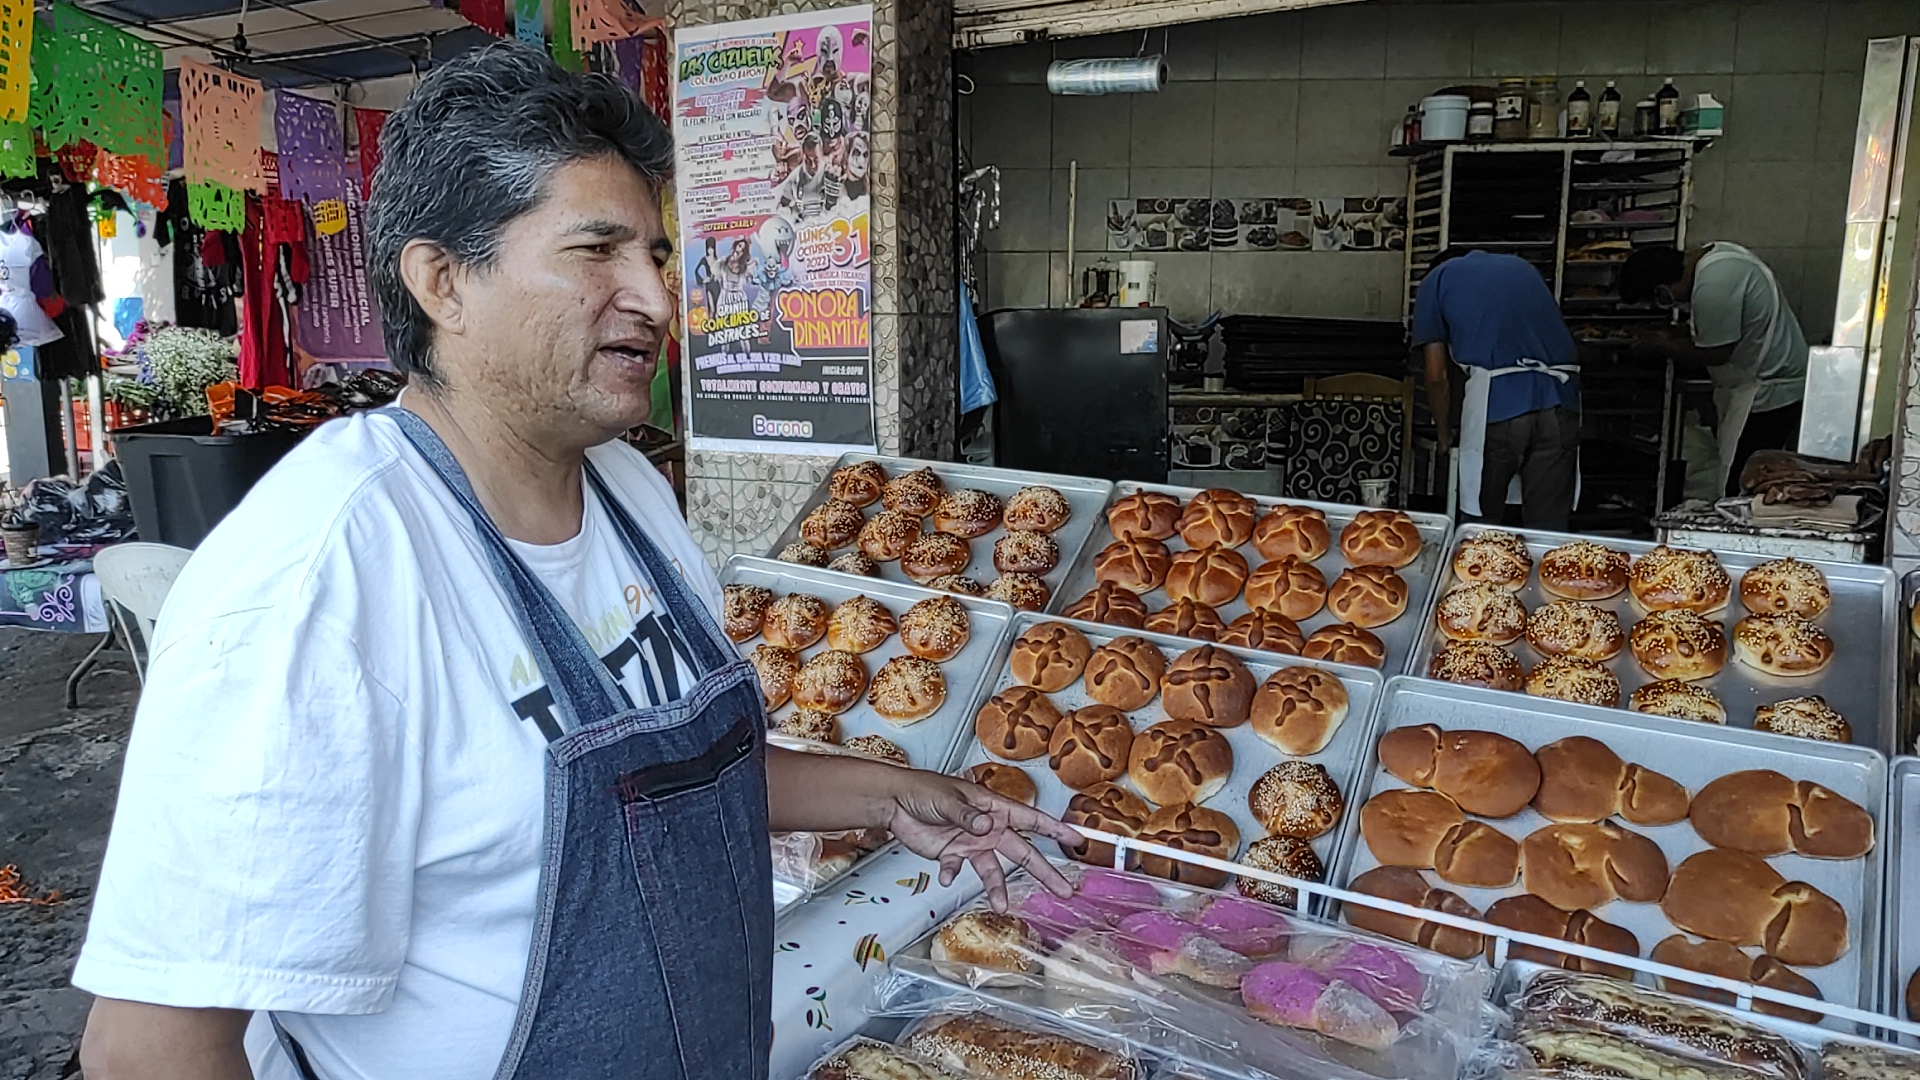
[1413,248,1582,529]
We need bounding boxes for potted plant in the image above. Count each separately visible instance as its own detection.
[0,483,37,567]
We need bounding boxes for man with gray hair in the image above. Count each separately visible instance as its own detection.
[73,42,1075,1080]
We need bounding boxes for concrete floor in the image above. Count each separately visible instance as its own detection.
[0,628,139,1079]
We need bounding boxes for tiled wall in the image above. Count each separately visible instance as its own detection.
[960,0,1920,335]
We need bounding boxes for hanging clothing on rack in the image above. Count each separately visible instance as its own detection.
[237,193,309,389]
[156,179,240,335]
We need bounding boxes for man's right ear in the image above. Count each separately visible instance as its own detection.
[399,240,464,337]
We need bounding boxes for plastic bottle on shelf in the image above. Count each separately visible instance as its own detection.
[1597,80,1622,137]
[1655,77,1682,135]
[1566,81,1592,137]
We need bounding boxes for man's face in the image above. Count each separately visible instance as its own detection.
[445,156,674,445]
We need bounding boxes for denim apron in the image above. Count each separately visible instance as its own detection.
[274,407,773,1079]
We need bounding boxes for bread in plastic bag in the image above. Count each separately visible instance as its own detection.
[1820,1038,1920,1080]
[900,1001,1141,1080]
[803,1035,971,1080]
[1508,971,1807,1080]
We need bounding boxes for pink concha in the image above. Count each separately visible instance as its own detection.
[1079,868,1165,920]
[1193,895,1292,957]
[1319,942,1424,1014]
[1018,890,1108,948]
[1241,961,1330,1028]
[1115,910,1200,973]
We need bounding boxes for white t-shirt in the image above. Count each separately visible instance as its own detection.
[72,410,723,1080]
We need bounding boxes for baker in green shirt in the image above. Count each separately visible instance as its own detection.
[1622,243,1810,496]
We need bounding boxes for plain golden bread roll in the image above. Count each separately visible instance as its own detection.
[1142,599,1226,642]
[793,650,870,714]
[1084,636,1168,711]
[724,583,774,643]
[1220,610,1305,655]
[1246,760,1343,839]
[1129,719,1234,806]
[1003,485,1072,533]
[1063,782,1152,868]
[1379,726,1541,818]
[974,686,1063,761]
[1093,538,1173,594]
[1237,835,1324,909]
[1244,557,1327,621]
[987,573,1052,612]
[1250,666,1351,755]
[1301,622,1386,668]
[1649,936,1826,1025]
[1164,545,1250,607]
[1688,769,1874,859]
[777,541,831,567]
[1433,820,1522,889]
[1526,655,1621,708]
[903,1012,1135,1080]
[965,762,1038,806]
[1755,695,1851,742]
[1435,584,1528,644]
[1733,613,1835,676]
[1739,558,1832,618]
[826,595,899,654]
[1106,490,1182,541]
[1252,504,1332,562]
[776,708,838,744]
[1050,705,1136,791]
[994,531,1062,576]
[1484,895,1640,978]
[1063,583,1149,629]
[1134,802,1241,888]
[829,552,880,577]
[1451,530,1532,590]
[1532,736,1691,826]
[858,509,924,561]
[1630,609,1728,681]
[928,574,986,596]
[1630,679,1727,724]
[1010,622,1094,692]
[901,533,973,584]
[802,499,867,550]
[1629,545,1732,613]
[1526,600,1626,661]
[1662,848,1849,967]
[933,489,1003,539]
[1538,540,1631,601]
[1359,788,1465,868]
[1326,565,1410,628]
[930,911,1041,982]
[900,595,972,661]
[1177,488,1258,549]
[882,467,945,516]
[1339,510,1424,568]
[827,461,889,508]
[1160,645,1257,728]
[1344,866,1484,959]
[764,593,831,649]
[844,734,909,765]
[1521,822,1670,910]
[1427,640,1525,693]
[868,656,946,724]
[751,644,801,710]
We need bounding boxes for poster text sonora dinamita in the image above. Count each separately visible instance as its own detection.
[673,6,878,454]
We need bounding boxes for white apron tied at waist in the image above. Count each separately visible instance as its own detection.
[1456,356,1582,518]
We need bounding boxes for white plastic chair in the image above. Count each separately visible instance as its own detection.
[92,542,192,684]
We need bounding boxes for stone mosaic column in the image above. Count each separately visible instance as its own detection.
[669,0,958,567]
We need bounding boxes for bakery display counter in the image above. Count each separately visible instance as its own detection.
[1327,678,1886,1014]
[1888,755,1920,1043]
[1414,525,1899,757]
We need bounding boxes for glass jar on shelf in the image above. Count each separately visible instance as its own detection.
[1527,77,1561,139]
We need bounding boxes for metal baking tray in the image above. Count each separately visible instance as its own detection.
[1887,755,1920,1041]
[1411,525,1901,756]
[1328,677,1888,1013]
[1049,483,1453,676]
[1899,571,1920,758]
[766,453,1114,603]
[954,611,1385,913]
[723,556,1017,904]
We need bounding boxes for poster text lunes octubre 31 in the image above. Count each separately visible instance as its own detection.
[673,6,878,456]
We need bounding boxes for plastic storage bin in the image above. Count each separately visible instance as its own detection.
[113,418,305,547]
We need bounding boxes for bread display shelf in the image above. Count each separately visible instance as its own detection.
[1328,677,1888,1014]
[1414,525,1900,756]
[766,453,1115,600]
[1050,483,1452,676]
[1887,755,1920,1040]
[956,613,1385,911]
[723,556,1018,914]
